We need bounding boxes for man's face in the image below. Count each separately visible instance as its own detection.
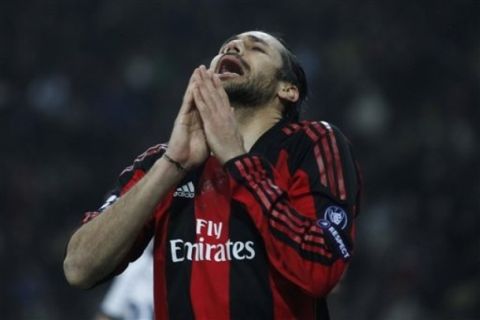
[209,31,286,107]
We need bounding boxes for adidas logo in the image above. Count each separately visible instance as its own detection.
[173,182,195,198]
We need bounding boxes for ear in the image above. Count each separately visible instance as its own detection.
[277,82,299,104]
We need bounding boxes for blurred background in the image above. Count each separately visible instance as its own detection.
[1,0,479,319]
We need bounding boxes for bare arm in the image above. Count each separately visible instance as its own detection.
[63,157,184,288]
[64,68,208,288]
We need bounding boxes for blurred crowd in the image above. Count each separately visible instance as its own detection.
[1,0,478,319]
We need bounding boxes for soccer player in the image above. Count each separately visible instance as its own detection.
[64,31,362,320]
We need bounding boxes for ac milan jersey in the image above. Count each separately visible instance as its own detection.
[84,119,362,320]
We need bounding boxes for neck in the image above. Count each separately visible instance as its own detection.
[234,104,283,152]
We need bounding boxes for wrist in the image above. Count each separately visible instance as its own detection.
[153,153,187,180]
[162,153,186,172]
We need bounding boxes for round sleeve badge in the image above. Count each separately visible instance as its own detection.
[324,205,348,230]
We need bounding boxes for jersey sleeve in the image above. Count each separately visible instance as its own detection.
[224,122,361,297]
[81,144,168,276]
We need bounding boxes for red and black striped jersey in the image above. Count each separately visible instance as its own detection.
[84,118,362,320]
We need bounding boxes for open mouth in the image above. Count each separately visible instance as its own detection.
[216,55,246,78]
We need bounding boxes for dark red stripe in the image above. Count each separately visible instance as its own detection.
[274,207,328,248]
[249,158,313,231]
[303,234,327,246]
[289,123,301,131]
[256,177,313,233]
[314,144,328,187]
[246,157,328,248]
[244,157,264,186]
[302,124,331,190]
[251,157,324,230]
[236,157,330,253]
[237,159,309,241]
[235,160,272,212]
[277,201,310,228]
[270,220,332,258]
[271,209,307,234]
[282,126,293,135]
[309,122,338,197]
[320,121,347,200]
[261,177,313,227]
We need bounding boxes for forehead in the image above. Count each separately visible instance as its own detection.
[222,31,286,55]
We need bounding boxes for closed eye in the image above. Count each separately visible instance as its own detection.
[252,46,266,53]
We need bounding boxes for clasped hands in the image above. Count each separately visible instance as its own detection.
[166,65,246,170]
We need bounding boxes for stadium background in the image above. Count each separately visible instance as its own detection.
[1,0,478,319]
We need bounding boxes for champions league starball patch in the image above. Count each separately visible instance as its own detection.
[323,205,348,230]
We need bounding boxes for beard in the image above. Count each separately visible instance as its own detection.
[223,72,278,108]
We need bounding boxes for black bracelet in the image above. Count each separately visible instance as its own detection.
[162,153,186,171]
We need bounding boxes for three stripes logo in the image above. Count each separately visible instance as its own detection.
[173,182,195,198]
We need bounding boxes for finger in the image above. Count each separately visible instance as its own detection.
[192,85,209,117]
[212,72,222,88]
[197,65,209,82]
[193,86,216,140]
[200,68,228,110]
[212,73,230,106]
[199,67,217,92]
[179,68,200,114]
[196,69,222,111]
[189,109,205,131]
[195,88,218,123]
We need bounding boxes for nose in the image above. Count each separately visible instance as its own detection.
[224,39,243,55]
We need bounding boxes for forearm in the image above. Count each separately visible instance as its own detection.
[64,156,184,288]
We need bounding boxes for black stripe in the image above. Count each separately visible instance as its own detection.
[165,196,196,320]
[250,173,311,231]
[234,160,271,215]
[277,198,311,224]
[270,227,335,264]
[268,210,330,250]
[239,162,314,243]
[233,155,334,261]
[237,158,330,250]
[269,220,331,252]
[316,122,342,198]
[247,158,311,228]
[229,200,273,320]
[297,126,334,219]
[315,298,330,320]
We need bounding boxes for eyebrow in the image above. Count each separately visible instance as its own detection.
[246,35,269,47]
[220,34,270,51]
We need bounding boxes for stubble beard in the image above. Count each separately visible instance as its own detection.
[223,72,278,109]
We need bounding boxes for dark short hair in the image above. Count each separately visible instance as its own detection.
[275,37,308,121]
